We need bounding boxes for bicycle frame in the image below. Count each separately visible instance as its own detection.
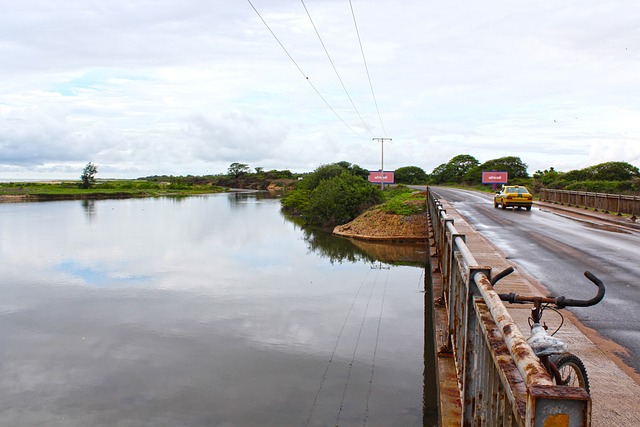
[527,299,566,385]
[493,269,605,391]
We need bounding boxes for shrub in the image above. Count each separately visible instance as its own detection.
[281,165,382,228]
[305,172,382,227]
[380,189,426,215]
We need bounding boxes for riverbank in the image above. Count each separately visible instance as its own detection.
[0,180,230,202]
[333,207,428,241]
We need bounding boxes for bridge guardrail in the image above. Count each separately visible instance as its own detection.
[427,187,591,426]
[539,188,639,220]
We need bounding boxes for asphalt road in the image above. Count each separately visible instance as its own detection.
[430,186,640,374]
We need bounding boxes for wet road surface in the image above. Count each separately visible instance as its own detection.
[431,187,640,374]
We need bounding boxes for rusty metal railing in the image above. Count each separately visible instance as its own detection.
[540,188,639,220]
[427,187,591,426]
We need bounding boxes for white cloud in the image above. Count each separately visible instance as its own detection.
[1,0,639,179]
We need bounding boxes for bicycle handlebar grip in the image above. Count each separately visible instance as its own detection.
[556,271,606,308]
[491,266,515,286]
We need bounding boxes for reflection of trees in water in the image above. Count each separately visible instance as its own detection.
[162,195,189,204]
[277,194,427,266]
[228,191,281,207]
[81,199,96,222]
[285,213,427,266]
[301,226,377,265]
[302,227,427,267]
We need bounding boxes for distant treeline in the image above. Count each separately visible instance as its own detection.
[141,163,301,190]
[139,156,640,195]
[394,155,640,194]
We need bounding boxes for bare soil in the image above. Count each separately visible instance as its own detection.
[333,207,427,241]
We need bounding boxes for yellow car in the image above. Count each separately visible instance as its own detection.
[494,185,533,211]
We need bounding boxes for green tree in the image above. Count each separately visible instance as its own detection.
[429,163,453,184]
[394,166,427,184]
[227,163,250,178]
[80,162,98,189]
[429,154,480,184]
[584,161,639,181]
[448,154,480,182]
[531,167,562,192]
[266,169,294,179]
[467,156,529,183]
[540,161,640,193]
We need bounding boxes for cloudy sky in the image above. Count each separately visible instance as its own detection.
[1,0,639,179]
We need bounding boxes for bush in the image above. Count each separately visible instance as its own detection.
[281,164,382,228]
[280,189,310,215]
[305,172,382,227]
[564,180,638,193]
[380,188,426,215]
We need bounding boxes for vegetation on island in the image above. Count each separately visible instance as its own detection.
[281,161,426,228]
[281,162,382,228]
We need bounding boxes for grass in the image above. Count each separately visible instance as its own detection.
[379,185,426,215]
[0,180,227,199]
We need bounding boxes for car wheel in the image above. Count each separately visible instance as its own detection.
[501,203,507,210]
[526,206,532,211]
[494,201,499,208]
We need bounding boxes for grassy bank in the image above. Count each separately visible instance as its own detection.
[0,180,227,201]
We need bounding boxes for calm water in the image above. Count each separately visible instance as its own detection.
[0,193,437,426]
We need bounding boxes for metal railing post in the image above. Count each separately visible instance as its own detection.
[427,188,592,426]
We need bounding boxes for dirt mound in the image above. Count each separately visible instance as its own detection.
[333,208,427,241]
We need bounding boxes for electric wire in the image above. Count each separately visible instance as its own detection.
[300,0,374,136]
[348,0,387,137]
[247,0,368,139]
[335,268,380,427]
[304,269,373,427]
[363,267,390,426]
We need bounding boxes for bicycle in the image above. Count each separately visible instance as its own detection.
[490,268,606,393]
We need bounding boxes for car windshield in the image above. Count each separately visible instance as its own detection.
[505,187,529,194]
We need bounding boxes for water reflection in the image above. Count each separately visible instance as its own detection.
[81,199,96,222]
[227,190,280,207]
[300,226,378,264]
[301,227,429,268]
[0,193,435,426]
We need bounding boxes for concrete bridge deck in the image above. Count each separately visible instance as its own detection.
[430,198,640,426]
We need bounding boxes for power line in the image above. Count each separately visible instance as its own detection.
[246,0,368,139]
[336,269,379,427]
[363,268,390,426]
[349,0,387,137]
[300,0,374,136]
[305,269,373,427]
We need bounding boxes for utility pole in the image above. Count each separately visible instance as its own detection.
[373,138,392,191]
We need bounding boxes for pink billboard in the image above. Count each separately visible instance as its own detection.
[368,171,395,184]
[482,171,508,184]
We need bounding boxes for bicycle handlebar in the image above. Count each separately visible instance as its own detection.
[555,271,605,308]
[490,266,515,286]
[497,271,605,309]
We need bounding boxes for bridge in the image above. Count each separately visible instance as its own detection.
[426,187,640,426]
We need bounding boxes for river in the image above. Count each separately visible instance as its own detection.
[0,192,437,426]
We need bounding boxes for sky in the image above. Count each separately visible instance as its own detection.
[1,0,639,179]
